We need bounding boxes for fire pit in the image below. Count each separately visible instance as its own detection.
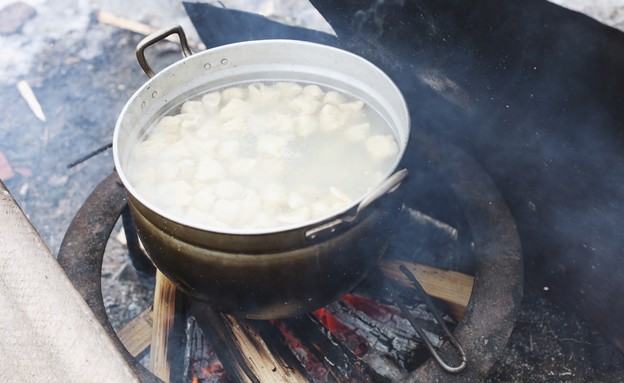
[57,131,523,382]
[4,0,624,381]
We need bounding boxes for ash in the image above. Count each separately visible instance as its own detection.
[102,221,155,332]
[2,0,624,381]
[486,289,624,383]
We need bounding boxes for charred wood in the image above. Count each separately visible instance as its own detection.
[184,317,228,383]
[278,314,388,383]
[190,303,308,383]
[325,296,447,370]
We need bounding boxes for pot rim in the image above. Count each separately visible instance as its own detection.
[113,38,410,236]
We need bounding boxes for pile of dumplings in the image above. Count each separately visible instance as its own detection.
[126,81,400,230]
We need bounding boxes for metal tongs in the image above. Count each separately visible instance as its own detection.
[393,264,467,373]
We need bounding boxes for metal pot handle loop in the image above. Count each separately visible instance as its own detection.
[136,25,193,78]
[305,168,409,239]
[356,168,408,216]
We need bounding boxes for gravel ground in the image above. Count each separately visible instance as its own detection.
[2,1,624,382]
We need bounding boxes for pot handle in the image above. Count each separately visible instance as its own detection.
[305,168,409,240]
[136,25,193,78]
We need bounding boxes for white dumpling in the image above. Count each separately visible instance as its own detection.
[290,95,320,115]
[184,207,211,225]
[221,87,246,103]
[147,130,179,145]
[213,199,241,225]
[193,118,219,139]
[183,137,218,158]
[311,201,331,218]
[322,90,346,105]
[216,139,240,160]
[201,91,221,111]
[133,140,167,160]
[191,187,216,210]
[302,84,324,100]
[287,192,307,209]
[127,162,156,184]
[156,180,192,207]
[295,115,318,137]
[329,186,351,203]
[219,98,250,120]
[252,211,275,229]
[214,180,245,200]
[181,100,205,114]
[260,183,287,208]
[177,158,196,179]
[126,80,397,230]
[229,158,257,177]
[266,113,295,133]
[155,115,181,134]
[196,157,225,181]
[319,104,346,131]
[178,113,204,133]
[156,161,180,182]
[257,159,285,180]
[344,123,370,142]
[365,135,399,161]
[248,82,280,103]
[222,118,247,135]
[339,100,365,112]
[257,136,289,158]
[161,142,189,161]
[238,190,263,222]
[275,81,303,98]
[277,206,311,224]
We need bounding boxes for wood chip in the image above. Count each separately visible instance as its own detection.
[97,10,204,50]
[379,259,474,320]
[16,80,46,122]
[97,10,157,37]
[118,306,153,357]
[150,271,177,382]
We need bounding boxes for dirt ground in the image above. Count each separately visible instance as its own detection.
[2,0,624,382]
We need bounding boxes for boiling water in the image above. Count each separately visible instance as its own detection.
[126,81,399,230]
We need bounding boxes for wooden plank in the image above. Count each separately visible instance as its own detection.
[119,262,473,356]
[191,304,309,383]
[378,259,474,320]
[150,271,177,382]
[118,261,473,379]
[118,305,153,358]
[226,315,309,383]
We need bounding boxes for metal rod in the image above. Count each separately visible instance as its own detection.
[66,142,112,169]
[397,264,467,373]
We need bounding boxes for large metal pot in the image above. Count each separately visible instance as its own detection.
[113,26,411,319]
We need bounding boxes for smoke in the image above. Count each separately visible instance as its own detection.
[183,0,624,346]
[309,0,624,344]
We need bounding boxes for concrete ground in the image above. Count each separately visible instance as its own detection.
[1,0,624,382]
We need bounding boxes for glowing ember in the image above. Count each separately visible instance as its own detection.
[314,305,369,357]
[342,294,400,319]
[273,320,329,380]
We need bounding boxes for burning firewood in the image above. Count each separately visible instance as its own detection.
[378,258,473,320]
[190,303,309,383]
